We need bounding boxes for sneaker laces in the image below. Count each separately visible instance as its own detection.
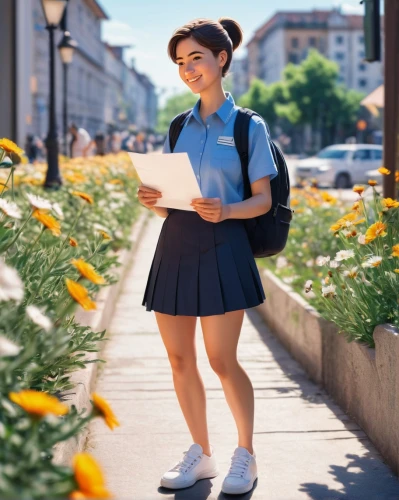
[171,450,201,474]
[227,453,249,478]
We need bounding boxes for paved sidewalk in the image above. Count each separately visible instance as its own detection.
[86,214,399,500]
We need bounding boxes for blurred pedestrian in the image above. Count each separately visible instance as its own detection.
[69,124,94,158]
[25,134,39,163]
[94,132,106,156]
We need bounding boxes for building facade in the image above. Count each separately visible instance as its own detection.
[236,9,384,98]
[3,0,157,146]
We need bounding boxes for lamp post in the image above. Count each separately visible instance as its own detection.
[58,31,78,157]
[41,0,67,188]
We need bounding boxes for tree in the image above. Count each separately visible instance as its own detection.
[157,91,198,134]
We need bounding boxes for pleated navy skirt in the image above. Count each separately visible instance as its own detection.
[142,209,266,316]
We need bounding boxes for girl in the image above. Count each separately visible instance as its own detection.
[137,17,278,495]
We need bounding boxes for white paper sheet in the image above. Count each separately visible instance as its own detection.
[128,152,202,211]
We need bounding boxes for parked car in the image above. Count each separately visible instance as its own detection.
[294,144,383,189]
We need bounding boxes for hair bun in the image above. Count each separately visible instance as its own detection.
[218,17,243,51]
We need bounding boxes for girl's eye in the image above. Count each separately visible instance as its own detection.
[193,57,201,61]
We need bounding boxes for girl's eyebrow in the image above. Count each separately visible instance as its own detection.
[176,51,204,61]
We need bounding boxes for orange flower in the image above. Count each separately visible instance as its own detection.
[71,191,94,204]
[69,237,78,247]
[353,185,365,195]
[396,172,399,183]
[70,453,112,499]
[368,179,377,186]
[33,210,61,236]
[365,221,387,243]
[72,258,106,285]
[9,390,68,418]
[378,167,391,175]
[394,269,399,274]
[351,201,361,212]
[381,198,399,210]
[66,278,96,310]
[91,393,120,430]
[0,138,24,160]
[321,192,337,204]
[392,244,399,258]
[99,230,112,240]
[291,199,300,207]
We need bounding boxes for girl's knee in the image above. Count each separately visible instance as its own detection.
[168,353,197,374]
[208,357,238,378]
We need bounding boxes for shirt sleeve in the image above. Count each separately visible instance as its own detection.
[248,119,278,184]
[162,131,171,154]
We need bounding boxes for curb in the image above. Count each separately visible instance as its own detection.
[52,209,150,466]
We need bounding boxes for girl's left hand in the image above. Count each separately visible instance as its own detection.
[191,198,228,223]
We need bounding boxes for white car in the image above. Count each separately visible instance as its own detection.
[294,144,383,189]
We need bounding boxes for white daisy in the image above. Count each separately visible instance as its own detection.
[330,260,340,268]
[316,255,330,266]
[26,193,52,211]
[306,259,314,268]
[0,199,22,219]
[362,256,383,268]
[26,305,53,332]
[276,256,288,269]
[0,335,21,357]
[343,266,358,278]
[322,284,337,298]
[52,202,64,219]
[335,250,355,261]
[0,260,24,303]
[304,280,313,292]
[358,234,366,245]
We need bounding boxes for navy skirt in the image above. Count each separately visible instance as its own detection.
[142,209,265,316]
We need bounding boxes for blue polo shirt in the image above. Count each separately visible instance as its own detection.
[163,92,278,205]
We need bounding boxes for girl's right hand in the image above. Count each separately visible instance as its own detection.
[137,185,162,209]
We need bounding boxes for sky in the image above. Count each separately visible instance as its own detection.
[100,0,364,106]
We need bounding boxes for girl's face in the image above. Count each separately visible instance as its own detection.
[175,37,227,94]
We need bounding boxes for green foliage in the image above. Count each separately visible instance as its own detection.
[157,91,198,134]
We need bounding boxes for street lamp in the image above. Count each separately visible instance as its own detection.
[41,0,67,188]
[58,31,78,157]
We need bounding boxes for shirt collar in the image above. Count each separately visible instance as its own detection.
[189,92,236,125]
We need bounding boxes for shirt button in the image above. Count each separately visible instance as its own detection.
[207,125,210,129]
[201,140,204,143]
[197,175,200,179]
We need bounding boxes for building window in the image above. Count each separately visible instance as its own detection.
[308,37,317,47]
[335,52,345,61]
[359,35,364,44]
[289,53,299,64]
[359,63,366,71]
[359,50,365,59]
[291,37,299,48]
[336,35,344,44]
[359,78,367,87]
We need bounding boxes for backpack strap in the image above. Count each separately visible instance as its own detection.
[234,108,254,200]
[169,109,192,152]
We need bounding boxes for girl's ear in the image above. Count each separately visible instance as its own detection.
[219,50,228,68]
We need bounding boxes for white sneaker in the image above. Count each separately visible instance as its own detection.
[221,446,258,495]
[160,443,219,490]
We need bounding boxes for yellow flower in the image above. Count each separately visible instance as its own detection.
[9,390,68,417]
[320,192,337,204]
[71,453,112,499]
[353,185,365,195]
[71,191,94,204]
[330,212,358,232]
[33,210,61,237]
[378,167,391,175]
[69,237,78,247]
[365,221,387,243]
[392,244,399,257]
[381,198,399,210]
[72,258,106,285]
[99,230,112,240]
[396,172,399,183]
[66,278,96,310]
[291,199,300,207]
[91,393,120,430]
[108,179,123,185]
[0,138,24,160]
[64,173,88,184]
[394,269,399,274]
[368,179,378,186]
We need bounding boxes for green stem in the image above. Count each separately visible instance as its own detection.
[22,227,46,278]
[29,204,85,303]
[2,210,34,252]
[11,166,15,201]
[0,169,13,198]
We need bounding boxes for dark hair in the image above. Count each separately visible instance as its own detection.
[167,18,243,77]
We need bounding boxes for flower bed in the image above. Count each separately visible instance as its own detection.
[0,141,139,499]
[260,173,399,348]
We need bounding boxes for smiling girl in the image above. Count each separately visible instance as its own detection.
[137,17,278,495]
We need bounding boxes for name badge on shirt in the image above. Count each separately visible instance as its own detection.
[217,136,235,147]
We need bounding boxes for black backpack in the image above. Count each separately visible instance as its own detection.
[169,107,294,258]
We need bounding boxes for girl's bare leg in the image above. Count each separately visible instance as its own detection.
[155,312,211,456]
[201,310,254,455]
